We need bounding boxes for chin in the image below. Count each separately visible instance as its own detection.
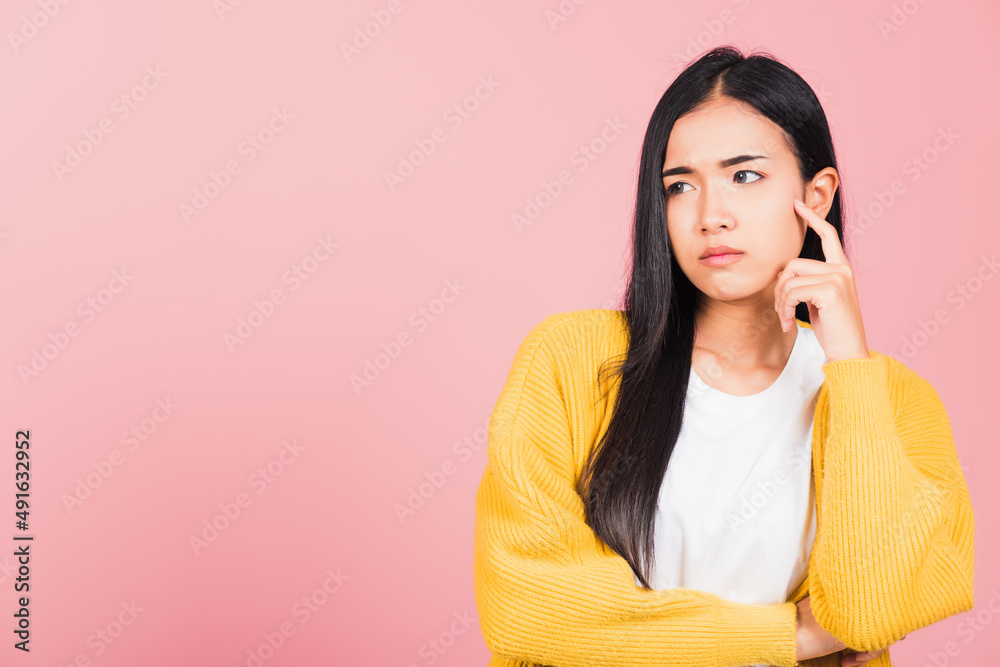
[699,286,753,302]
[696,277,770,303]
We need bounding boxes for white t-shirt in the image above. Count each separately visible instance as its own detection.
[633,323,826,656]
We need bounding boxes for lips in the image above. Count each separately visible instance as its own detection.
[699,245,742,259]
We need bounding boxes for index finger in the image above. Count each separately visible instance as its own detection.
[793,198,848,265]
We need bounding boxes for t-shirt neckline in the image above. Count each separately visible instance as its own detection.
[689,323,803,402]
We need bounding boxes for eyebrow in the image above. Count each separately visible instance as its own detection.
[661,154,768,178]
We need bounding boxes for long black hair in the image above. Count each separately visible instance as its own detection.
[578,45,848,590]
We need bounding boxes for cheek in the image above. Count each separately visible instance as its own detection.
[741,193,798,235]
[750,218,804,268]
[665,203,695,241]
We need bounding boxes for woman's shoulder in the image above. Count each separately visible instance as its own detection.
[530,307,627,333]
[493,309,628,448]
[517,308,629,365]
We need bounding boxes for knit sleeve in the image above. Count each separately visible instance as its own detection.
[473,313,800,667]
[808,353,975,652]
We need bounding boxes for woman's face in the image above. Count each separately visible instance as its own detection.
[662,95,828,309]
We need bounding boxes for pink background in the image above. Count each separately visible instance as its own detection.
[1,1,997,665]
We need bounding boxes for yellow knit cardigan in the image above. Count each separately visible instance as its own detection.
[473,309,975,667]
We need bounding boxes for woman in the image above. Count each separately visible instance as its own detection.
[473,46,975,667]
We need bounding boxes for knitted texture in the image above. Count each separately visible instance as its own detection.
[473,309,975,667]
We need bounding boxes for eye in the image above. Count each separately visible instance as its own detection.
[734,169,763,185]
[665,181,693,196]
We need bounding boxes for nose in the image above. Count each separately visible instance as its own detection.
[698,181,735,234]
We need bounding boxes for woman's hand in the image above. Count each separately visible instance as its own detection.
[795,595,848,661]
[795,595,907,665]
[773,198,871,363]
[839,637,907,665]
[840,648,885,666]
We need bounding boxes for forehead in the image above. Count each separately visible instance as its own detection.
[664,97,791,165]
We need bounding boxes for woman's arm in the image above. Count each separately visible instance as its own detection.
[807,354,975,653]
[473,313,799,667]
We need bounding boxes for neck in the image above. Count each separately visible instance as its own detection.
[691,295,798,368]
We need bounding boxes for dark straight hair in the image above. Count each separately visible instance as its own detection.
[577,45,848,590]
